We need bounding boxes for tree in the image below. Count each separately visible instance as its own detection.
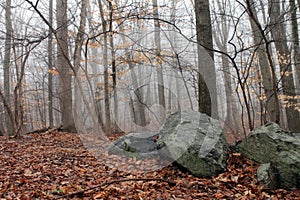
[194,0,218,118]
[269,0,300,131]
[73,0,87,133]
[3,0,13,135]
[48,0,54,128]
[247,0,280,124]
[290,0,300,87]
[212,0,241,134]
[152,0,166,109]
[98,0,111,134]
[56,0,76,132]
[108,0,121,133]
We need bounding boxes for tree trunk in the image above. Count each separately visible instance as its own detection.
[48,0,54,128]
[107,1,122,133]
[213,0,238,132]
[269,0,300,132]
[152,0,166,110]
[98,0,111,134]
[73,0,87,134]
[118,6,147,129]
[3,0,14,135]
[247,0,280,124]
[74,0,87,73]
[194,0,218,118]
[56,0,76,132]
[13,47,30,135]
[86,3,104,129]
[290,0,300,87]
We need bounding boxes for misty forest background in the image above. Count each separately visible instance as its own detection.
[0,0,300,142]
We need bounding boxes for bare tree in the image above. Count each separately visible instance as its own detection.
[269,0,300,131]
[247,0,280,124]
[74,0,87,74]
[98,0,111,134]
[152,0,166,109]
[290,0,300,87]
[194,0,218,118]
[3,0,13,135]
[48,0,54,128]
[56,0,76,132]
[212,0,241,134]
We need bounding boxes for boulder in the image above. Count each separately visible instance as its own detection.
[257,163,278,189]
[237,123,300,189]
[108,132,159,159]
[157,111,228,177]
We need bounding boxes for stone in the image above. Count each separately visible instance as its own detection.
[157,111,228,177]
[257,163,278,189]
[108,132,159,159]
[237,123,300,189]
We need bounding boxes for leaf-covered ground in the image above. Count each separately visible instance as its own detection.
[0,132,299,199]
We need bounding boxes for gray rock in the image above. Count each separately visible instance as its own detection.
[108,132,159,159]
[157,111,228,177]
[237,123,300,189]
[257,163,278,189]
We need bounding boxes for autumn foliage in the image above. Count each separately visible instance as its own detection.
[0,132,299,199]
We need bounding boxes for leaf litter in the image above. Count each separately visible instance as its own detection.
[0,131,299,199]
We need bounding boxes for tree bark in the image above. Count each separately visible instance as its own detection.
[48,0,54,127]
[4,0,13,135]
[73,0,87,134]
[56,0,76,132]
[107,1,122,133]
[290,0,300,87]
[74,0,87,72]
[152,0,166,109]
[194,0,218,118]
[213,0,238,132]
[269,0,300,132]
[247,0,280,124]
[98,0,111,134]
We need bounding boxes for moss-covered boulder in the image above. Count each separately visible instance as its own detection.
[237,123,300,189]
[157,111,228,177]
[108,132,159,159]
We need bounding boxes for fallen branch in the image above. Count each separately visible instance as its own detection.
[56,178,176,199]
[25,127,51,134]
[25,126,62,135]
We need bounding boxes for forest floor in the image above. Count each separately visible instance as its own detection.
[0,131,299,200]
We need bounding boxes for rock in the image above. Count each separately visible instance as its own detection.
[157,111,228,177]
[108,132,159,159]
[257,163,278,189]
[237,123,300,189]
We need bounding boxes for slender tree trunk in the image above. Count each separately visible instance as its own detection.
[98,0,111,134]
[213,0,237,132]
[56,0,76,132]
[13,48,29,135]
[128,56,147,128]
[194,0,218,118]
[4,0,13,135]
[290,0,300,87]
[152,0,165,109]
[48,0,54,127]
[269,0,300,132]
[74,0,87,73]
[73,0,87,133]
[86,3,105,128]
[247,0,280,124]
[107,1,121,133]
[119,6,147,128]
